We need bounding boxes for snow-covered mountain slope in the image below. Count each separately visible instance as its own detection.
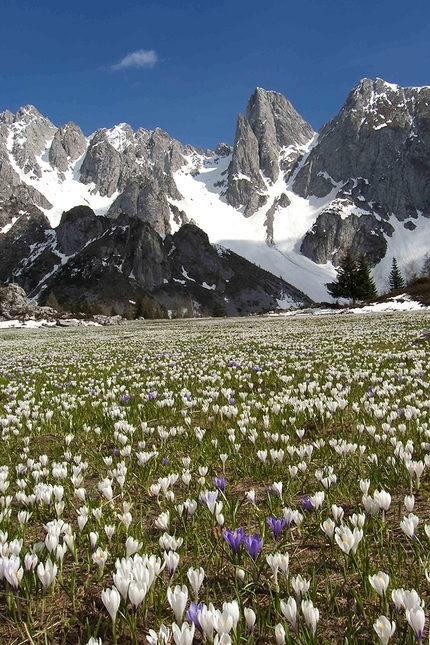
[1,77,430,305]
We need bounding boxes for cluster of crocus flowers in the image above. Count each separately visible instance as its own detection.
[279,595,320,637]
[223,527,263,561]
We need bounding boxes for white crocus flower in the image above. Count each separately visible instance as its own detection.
[164,550,180,578]
[187,566,205,597]
[101,585,121,623]
[406,606,426,641]
[301,599,320,635]
[404,495,415,512]
[125,536,142,557]
[155,511,170,531]
[244,607,256,633]
[369,572,390,597]
[147,624,170,645]
[213,633,231,645]
[335,525,363,555]
[280,596,297,631]
[400,514,418,538]
[172,621,195,645]
[167,585,188,624]
[373,615,396,644]
[223,600,239,628]
[37,558,58,592]
[275,623,286,644]
[373,490,391,513]
[128,580,147,611]
[321,518,335,539]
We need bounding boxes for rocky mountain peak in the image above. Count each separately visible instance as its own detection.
[295,77,430,267]
[0,109,14,125]
[226,87,314,215]
[49,122,87,173]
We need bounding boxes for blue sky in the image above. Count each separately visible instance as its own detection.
[2,0,430,150]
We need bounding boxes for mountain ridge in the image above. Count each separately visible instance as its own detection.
[1,77,430,308]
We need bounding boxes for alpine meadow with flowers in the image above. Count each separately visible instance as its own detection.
[1,312,430,644]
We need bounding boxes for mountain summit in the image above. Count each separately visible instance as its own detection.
[1,78,429,310]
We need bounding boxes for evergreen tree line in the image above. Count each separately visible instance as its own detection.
[327,251,430,302]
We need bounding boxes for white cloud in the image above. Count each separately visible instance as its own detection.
[112,49,158,71]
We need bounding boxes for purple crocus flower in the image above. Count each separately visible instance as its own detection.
[244,533,263,561]
[301,497,313,511]
[223,528,245,554]
[268,516,287,539]
[214,476,227,492]
[199,490,219,513]
[186,602,205,633]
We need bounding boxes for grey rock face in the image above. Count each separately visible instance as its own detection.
[226,114,268,216]
[0,107,54,212]
[215,142,232,157]
[0,207,58,294]
[165,224,312,315]
[226,89,314,215]
[56,205,108,256]
[246,88,314,183]
[295,78,430,267]
[293,78,430,221]
[170,204,189,227]
[263,194,291,245]
[300,207,394,266]
[78,124,187,208]
[107,177,172,236]
[9,106,57,179]
[79,130,124,197]
[49,122,87,172]
[42,215,172,306]
[0,283,28,318]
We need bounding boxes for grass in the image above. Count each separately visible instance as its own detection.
[0,312,429,644]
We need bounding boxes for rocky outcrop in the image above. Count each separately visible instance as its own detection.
[226,114,267,216]
[79,130,125,197]
[293,78,430,220]
[300,209,394,266]
[293,78,430,265]
[246,88,314,183]
[0,207,58,294]
[8,106,57,178]
[39,214,172,307]
[0,283,57,322]
[0,202,311,315]
[49,122,87,173]
[163,224,312,315]
[0,281,127,325]
[107,178,173,235]
[56,205,108,256]
[226,89,314,216]
[0,283,28,317]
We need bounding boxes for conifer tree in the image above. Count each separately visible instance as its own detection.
[420,254,430,279]
[388,257,405,291]
[326,249,377,302]
[356,254,377,300]
[326,249,359,301]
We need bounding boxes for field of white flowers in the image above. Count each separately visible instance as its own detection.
[1,312,430,644]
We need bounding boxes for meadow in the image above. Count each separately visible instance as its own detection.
[0,311,430,644]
